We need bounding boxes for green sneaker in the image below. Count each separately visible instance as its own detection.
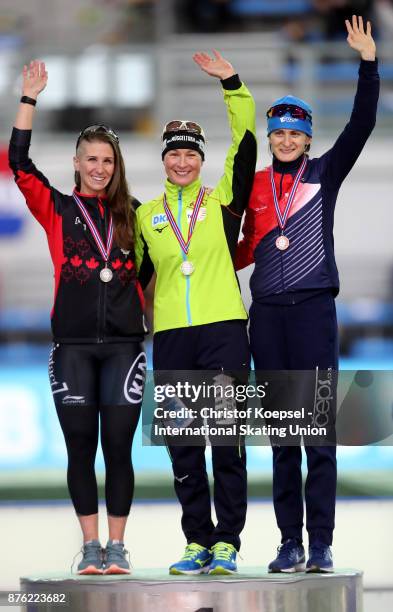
[209,542,237,575]
[103,540,131,575]
[77,540,104,575]
[169,543,212,575]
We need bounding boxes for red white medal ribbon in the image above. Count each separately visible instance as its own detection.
[270,156,307,232]
[163,187,205,255]
[72,192,114,263]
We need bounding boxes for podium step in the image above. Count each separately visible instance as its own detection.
[20,567,363,611]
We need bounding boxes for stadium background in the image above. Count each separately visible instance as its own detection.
[0,1,392,609]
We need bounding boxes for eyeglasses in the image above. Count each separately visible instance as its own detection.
[163,120,204,137]
[266,105,312,123]
[76,124,120,148]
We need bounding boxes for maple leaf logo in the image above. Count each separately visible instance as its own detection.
[125,260,133,270]
[70,255,83,267]
[112,258,123,270]
[75,268,90,284]
[61,264,74,282]
[86,257,99,269]
[118,269,130,286]
[76,239,89,256]
[63,236,75,254]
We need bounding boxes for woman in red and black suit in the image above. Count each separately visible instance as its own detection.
[9,61,152,574]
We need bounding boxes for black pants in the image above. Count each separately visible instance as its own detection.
[49,342,146,516]
[153,320,250,551]
[250,292,338,546]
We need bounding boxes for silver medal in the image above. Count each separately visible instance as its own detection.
[180,261,195,276]
[100,266,113,283]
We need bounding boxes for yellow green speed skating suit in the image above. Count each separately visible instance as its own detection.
[135,74,257,333]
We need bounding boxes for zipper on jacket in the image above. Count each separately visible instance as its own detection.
[178,188,192,326]
[278,171,286,292]
[97,200,108,342]
[278,172,284,200]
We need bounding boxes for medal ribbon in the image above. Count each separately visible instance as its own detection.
[163,186,205,255]
[270,156,307,231]
[72,192,114,262]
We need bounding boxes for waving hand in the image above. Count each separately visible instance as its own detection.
[193,50,236,80]
[345,15,376,61]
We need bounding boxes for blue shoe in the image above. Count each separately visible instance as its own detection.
[209,542,237,575]
[268,539,306,573]
[306,542,334,573]
[103,540,131,575]
[169,543,212,575]
[76,540,104,575]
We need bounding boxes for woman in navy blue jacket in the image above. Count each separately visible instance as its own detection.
[236,16,379,572]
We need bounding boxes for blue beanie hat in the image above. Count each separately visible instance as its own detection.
[267,95,312,137]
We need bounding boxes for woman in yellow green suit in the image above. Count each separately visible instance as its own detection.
[136,51,257,575]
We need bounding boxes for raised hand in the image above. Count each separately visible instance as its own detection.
[193,49,236,80]
[345,15,376,61]
[22,60,48,99]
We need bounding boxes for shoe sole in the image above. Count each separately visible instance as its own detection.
[306,566,334,573]
[77,566,104,575]
[169,566,210,575]
[103,564,131,575]
[269,563,306,573]
[209,567,237,575]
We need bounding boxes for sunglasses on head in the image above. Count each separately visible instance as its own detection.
[76,124,120,148]
[266,105,312,123]
[163,120,204,136]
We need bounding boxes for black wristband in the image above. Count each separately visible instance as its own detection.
[20,95,37,106]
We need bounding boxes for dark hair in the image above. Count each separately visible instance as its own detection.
[75,132,135,252]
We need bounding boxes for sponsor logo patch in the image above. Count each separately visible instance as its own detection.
[186,207,206,223]
[62,395,86,405]
[152,213,168,227]
[124,352,147,404]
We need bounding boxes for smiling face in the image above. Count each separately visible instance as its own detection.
[163,149,203,187]
[73,140,115,196]
[269,129,311,162]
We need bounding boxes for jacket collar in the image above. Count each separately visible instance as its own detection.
[272,153,306,175]
[73,188,107,202]
[164,177,202,200]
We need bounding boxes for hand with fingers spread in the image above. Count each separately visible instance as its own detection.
[345,15,376,61]
[193,49,236,80]
[22,60,48,100]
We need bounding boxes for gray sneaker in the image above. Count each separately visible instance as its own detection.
[77,540,104,575]
[103,540,131,574]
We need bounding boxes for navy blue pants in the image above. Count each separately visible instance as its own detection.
[153,320,251,551]
[250,292,338,546]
